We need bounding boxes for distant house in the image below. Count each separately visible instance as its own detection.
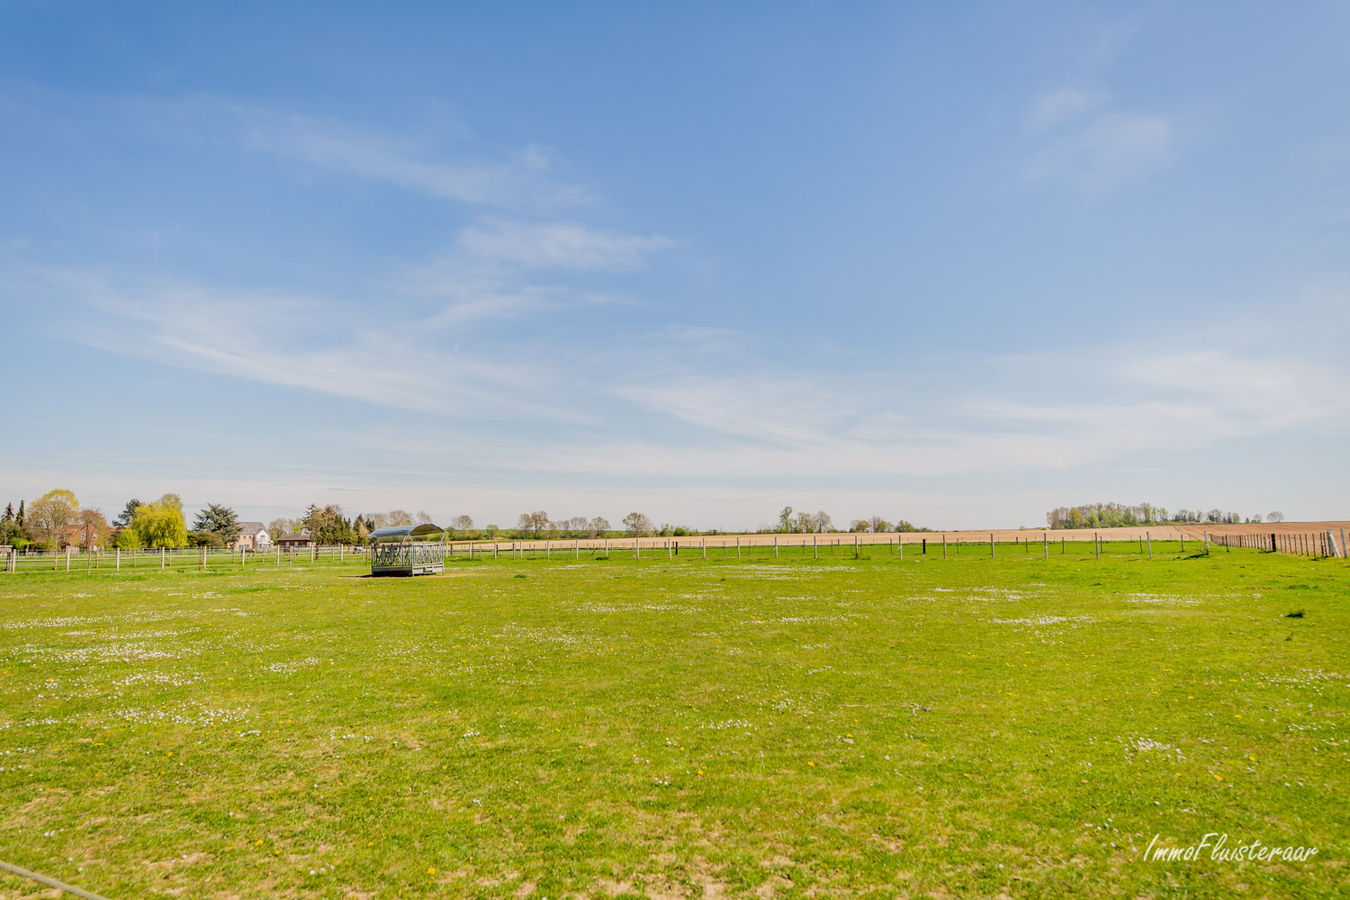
[275,530,315,549]
[234,522,270,552]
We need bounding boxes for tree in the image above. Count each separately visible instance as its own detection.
[813,511,834,533]
[300,504,357,544]
[27,489,80,550]
[16,500,24,529]
[371,510,413,529]
[588,516,610,537]
[193,503,242,544]
[113,499,142,529]
[129,497,188,548]
[622,512,653,536]
[186,530,225,548]
[414,510,434,525]
[268,517,294,538]
[778,506,794,533]
[77,508,111,549]
[1268,511,1285,523]
[451,514,474,533]
[869,516,891,533]
[0,503,23,548]
[516,511,549,538]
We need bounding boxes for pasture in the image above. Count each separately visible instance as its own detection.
[0,543,1346,898]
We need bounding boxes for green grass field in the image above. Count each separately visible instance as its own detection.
[1,543,1345,898]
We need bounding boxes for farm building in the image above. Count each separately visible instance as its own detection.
[275,530,315,549]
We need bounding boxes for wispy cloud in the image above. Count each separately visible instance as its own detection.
[17,265,585,423]
[1021,89,1174,191]
[236,108,595,209]
[457,219,673,271]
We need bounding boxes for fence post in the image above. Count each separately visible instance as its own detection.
[898,536,903,559]
[773,536,778,559]
[703,536,708,559]
[635,537,640,560]
[942,534,947,559]
[736,536,740,559]
[1095,532,1100,560]
[1203,531,1209,554]
[813,534,817,559]
[160,547,165,570]
[1147,532,1152,558]
[990,533,995,559]
[1044,531,1048,559]
[854,534,859,559]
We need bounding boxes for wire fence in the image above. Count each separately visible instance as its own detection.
[3,525,1344,575]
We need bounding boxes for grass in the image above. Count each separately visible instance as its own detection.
[0,543,1346,898]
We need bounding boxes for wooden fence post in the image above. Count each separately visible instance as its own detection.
[1044,531,1048,559]
[990,533,995,559]
[854,534,859,559]
[942,534,946,559]
[813,534,817,559]
[1147,532,1152,558]
[736,536,740,559]
[898,536,903,560]
[1095,533,1100,560]
[703,536,707,559]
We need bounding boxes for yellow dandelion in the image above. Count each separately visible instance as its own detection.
[807,761,815,767]
[427,867,436,875]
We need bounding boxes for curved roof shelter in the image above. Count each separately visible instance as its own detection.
[370,523,445,576]
[370,523,444,541]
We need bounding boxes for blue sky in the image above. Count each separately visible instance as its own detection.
[3,1,1348,530]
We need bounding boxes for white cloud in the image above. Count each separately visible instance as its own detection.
[235,108,594,209]
[1025,89,1108,131]
[1022,90,1174,191]
[1020,103,1171,191]
[457,219,673,272]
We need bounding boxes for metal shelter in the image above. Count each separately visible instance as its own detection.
[369,523,445,576]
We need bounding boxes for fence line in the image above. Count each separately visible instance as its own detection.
[1209,528,1346,559]
[7,527,1343,576]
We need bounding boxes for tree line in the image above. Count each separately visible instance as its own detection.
[1045,502,1286,530]
[2,491,938,551]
